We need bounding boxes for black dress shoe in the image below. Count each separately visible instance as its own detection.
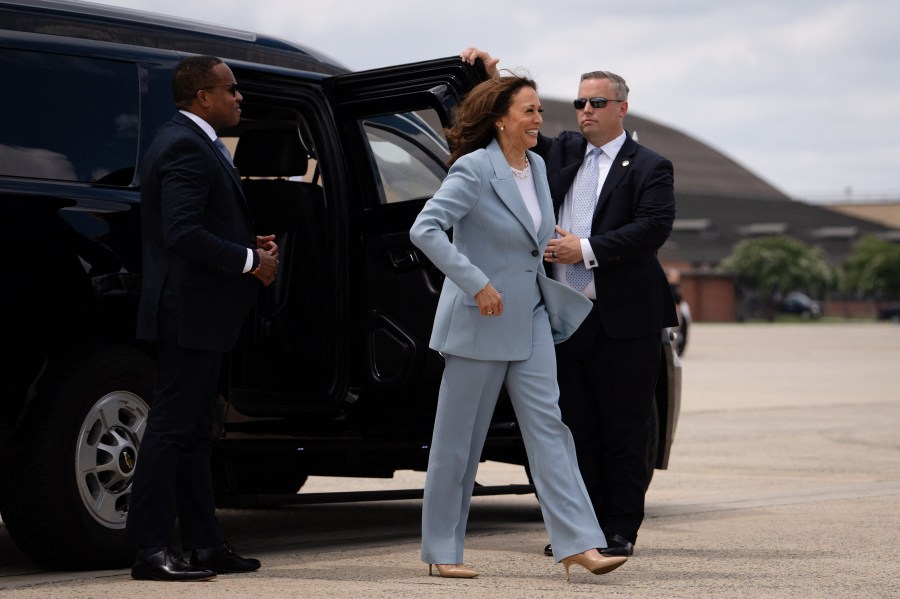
[544,543,553,557]
[190,542,261,573]
[599,533,634,557]
[131,548,216,582]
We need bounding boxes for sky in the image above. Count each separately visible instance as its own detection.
[87,0,900,203]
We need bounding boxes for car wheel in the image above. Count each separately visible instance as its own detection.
[645,395,660,489]
[524,460,537,501]
[0,344,152,569]
[675,318,688,356]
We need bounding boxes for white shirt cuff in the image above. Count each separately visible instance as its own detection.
[243,248,255,273]
[580,238,598,269]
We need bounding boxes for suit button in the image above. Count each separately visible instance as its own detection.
[531,250,539,257]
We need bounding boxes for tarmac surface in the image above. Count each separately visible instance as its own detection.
[1,322,899,598]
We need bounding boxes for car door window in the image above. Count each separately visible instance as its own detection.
[0,49,139,185]
[361,110,449,204]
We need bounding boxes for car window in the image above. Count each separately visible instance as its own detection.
[0,49,139,185]
[361,110,449,204]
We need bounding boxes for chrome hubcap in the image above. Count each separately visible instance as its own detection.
[75,391,149,528]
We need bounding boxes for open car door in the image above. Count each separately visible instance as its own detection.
[325,58,486,402]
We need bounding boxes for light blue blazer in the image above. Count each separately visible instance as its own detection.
[410,139,592,361]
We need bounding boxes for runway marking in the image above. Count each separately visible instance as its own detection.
[647,480,900,517]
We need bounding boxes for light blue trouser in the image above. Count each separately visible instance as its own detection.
[420,304,606,564]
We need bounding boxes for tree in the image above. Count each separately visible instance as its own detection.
[719,236,833,319]
[843,235,900,301]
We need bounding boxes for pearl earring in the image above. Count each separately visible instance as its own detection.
[499,125,505,131]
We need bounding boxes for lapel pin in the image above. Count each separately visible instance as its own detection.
[622,160,630,167]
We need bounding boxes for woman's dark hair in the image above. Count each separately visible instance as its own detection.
[446,73,537,166]
[172,55,223,109]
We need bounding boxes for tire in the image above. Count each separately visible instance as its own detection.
[0,344,153,569]
[524,460,537,500]
[675,317,688,356]
[645,395,660,489]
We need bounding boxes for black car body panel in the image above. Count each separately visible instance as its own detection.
[0,0,681,569]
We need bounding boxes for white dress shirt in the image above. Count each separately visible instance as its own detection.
[512,161,542,233]
[553,131,627,299]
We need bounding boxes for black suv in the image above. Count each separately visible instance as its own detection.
[0,0,681,569]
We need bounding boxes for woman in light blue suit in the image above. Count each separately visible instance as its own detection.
[410,74,627,581]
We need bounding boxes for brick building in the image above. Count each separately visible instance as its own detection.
[540,99,900,321]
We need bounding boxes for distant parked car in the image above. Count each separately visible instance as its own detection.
[670,285,690,356]
[878,304,900,323]
[779,291,822,319]
[676,299,691,356]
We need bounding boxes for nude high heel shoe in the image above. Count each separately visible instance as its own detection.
[428,563,479,578]
[560,550,627,581]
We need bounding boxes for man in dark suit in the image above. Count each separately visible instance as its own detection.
[127,55,278,582]
[461,50,677,557]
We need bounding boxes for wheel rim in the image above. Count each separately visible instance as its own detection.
[74,391,149,528]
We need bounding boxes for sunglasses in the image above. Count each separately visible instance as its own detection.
[199,82,239,96]
[572,97,623,110]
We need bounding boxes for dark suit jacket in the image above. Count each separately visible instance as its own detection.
[536,131,678,339]
[137,112,257,352]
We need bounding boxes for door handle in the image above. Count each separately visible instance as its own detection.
[389,248,420,269]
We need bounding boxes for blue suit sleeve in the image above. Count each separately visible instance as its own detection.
[409,153,491,298]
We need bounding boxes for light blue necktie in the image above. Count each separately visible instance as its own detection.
[213,137,234,166]
[565,147,602,290]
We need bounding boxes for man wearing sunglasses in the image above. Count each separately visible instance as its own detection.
[128,55,277,581]
[460,48,677,559]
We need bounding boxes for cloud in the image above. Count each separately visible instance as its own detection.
[83,0,900,198]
